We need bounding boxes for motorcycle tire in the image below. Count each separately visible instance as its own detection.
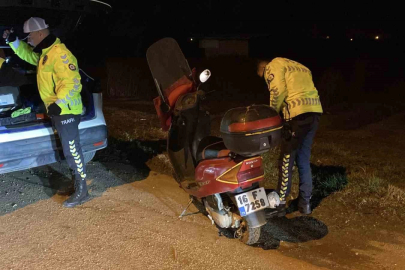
[239,222,261,245]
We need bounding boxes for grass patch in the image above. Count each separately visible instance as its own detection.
[311,165,348,199]
[312,134,405,210]
[311,141,352,166]
[103,107,167,141]
[367,175,386,194]
[386,184,405,203]
[261,148,348,204]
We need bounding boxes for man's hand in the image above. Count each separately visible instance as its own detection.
[3,29,17,43]
[47,103,62,116]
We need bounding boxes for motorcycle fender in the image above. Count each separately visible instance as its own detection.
[244,210,267,228]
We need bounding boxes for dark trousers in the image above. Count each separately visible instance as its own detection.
[51,114,86,180]
[278,113,320,203]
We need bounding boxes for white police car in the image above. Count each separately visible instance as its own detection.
[0,0,111,174]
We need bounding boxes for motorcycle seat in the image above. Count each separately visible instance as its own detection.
[196,136,230,163]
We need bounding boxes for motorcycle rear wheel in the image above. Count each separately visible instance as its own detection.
[194,196,261,245]
[238,222,261,245]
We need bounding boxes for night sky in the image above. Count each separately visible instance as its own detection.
[2,1,403,56]
[108,1,404,36]
[76,0,404,104]
[96,1,405,58]
[2,0,403,102]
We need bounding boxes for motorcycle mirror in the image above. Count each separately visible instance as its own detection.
[199,69,211,83]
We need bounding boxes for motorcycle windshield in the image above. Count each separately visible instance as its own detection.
[146,38,192,96]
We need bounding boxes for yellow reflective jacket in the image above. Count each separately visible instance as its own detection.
[10,37,83,115]
[264,57,323,120]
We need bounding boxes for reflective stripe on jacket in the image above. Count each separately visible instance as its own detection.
[264,57,323,120]
[10,38,83,115]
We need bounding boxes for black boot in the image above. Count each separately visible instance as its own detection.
[298,200,312,215]
[63,175,90,208]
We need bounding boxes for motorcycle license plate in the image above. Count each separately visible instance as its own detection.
[235,187,269,217]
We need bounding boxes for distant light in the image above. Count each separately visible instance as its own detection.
[190,38,193,41]
[350,38,353,41]
[326,36,330,39]
[375,36,379,40]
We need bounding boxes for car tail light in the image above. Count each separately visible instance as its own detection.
[93,141,104,147]
[237,157,264,183]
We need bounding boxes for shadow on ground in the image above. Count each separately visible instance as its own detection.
[94,137,167,182]
[255,164,347,249]
[0,137,166,215]
[37,167,73,197]
[216,213,328,250]
[0,164,74,215]
[258,215,329,249]
[286,164,348,214]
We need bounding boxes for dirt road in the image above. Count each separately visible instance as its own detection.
[1,100,405,269]
[1,160,324,270]
[1,157,404,269]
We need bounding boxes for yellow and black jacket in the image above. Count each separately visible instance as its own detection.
[10,35,83,115]
[264,57,323,120]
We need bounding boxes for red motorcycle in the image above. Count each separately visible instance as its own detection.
[147,38,283,245]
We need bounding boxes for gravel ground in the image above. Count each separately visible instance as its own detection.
[1,100,405,269]
[0,159,321,270]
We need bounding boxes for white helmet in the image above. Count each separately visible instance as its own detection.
[23,17,49,33]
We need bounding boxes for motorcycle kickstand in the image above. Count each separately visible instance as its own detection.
[179,197,199,218]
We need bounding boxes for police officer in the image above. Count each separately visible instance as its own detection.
[257,58,323,215]
[3,17,89,208]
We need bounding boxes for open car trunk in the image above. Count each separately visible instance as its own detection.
[0,68,95,128]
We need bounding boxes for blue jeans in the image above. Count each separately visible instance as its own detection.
[277,113,321,204]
